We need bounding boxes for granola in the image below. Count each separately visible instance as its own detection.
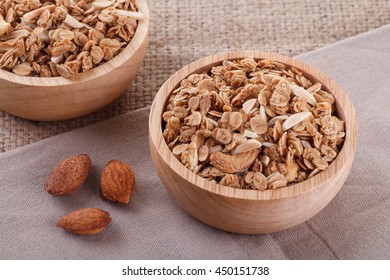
[0,0,142,78]
[162,57,345,190]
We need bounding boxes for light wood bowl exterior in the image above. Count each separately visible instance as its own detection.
[0,0,149,121]
[149,51,358,234]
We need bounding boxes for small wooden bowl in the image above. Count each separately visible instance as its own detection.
[149,50,358,234]
[0,0,149,121]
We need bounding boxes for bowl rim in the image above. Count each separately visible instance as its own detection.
[149,50,358,201]
[0,0,149,86]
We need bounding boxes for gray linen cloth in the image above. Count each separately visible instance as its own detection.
[1,25,390,260]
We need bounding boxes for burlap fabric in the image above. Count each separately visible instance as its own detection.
[0,0,389,152]
[1,9,390,258]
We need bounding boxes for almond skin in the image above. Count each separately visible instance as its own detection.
[57,208,111,235]
[44,154,91,196]
[100,159,135,204]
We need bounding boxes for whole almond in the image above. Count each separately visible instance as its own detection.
[44,154,91,196]
[100,159,135,204]
[57,208,111,235]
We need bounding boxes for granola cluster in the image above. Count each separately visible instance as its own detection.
[0,0,142,78]
[162,58,345,190]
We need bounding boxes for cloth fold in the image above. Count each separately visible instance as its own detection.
[1,24,390,260]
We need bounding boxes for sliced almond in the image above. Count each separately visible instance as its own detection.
[63,15,92,30]
[262,142,278,148]
[259,155,270,166]
[282,111,312,131]
[267,115,289,127]
[290,84,317,106]
[301,140,312,149]
[273,120,283,141]
[243,130,258,138]
[259,105,267,121]
[114,10,144,20]
[51,55,64,64]
[191,133,205,149]
[1,30,30,40]
[92,1,114,8]
[82,23,94,30]
[63,14,84,29]
[232,139,262,155]
[242,98,257,114]
[22,5,55,22]
[308,168,321,178]
[193,164,202,174]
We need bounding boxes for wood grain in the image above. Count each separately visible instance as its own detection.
[149,50,358,234]
[0,0,149,121]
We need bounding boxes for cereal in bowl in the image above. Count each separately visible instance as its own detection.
[162,58,345,190]
[0,0,143,77]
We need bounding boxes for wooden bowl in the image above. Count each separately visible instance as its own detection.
[0,0,149,121]
[149,50,358,234]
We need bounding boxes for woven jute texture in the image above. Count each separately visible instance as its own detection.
[1,0,389,152]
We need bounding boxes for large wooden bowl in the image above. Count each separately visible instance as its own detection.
[149,51,358,234]
[0,0,149,121]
